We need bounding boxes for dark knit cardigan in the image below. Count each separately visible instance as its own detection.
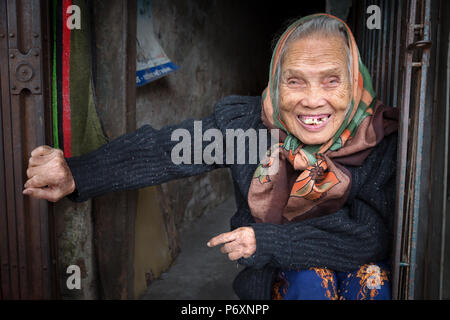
[66,95,398,300]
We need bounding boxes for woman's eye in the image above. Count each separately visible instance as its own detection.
[287,78,305,86]
[325,77,340,87]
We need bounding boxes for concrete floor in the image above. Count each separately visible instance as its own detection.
[141,197,244,300]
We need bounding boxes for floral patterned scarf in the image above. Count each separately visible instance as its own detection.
[248,14,398,224]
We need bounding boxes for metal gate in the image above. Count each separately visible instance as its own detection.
[0,0,57,299]
[351,0,450,299]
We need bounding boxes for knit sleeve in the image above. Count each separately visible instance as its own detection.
[239,132,398,272]
[66,114,224,202]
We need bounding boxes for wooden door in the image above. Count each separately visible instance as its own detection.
[0,0,58,299]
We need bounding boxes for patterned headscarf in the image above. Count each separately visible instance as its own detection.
[248,14,398,223]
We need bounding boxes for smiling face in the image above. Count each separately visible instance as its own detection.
[278,34,352,145]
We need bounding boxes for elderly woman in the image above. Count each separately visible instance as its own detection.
[23,14,398,300]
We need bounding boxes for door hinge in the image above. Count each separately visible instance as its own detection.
[9,47,42,95]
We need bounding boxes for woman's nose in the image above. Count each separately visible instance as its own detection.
[301,86,327,109]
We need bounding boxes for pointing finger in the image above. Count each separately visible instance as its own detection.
[207,231,237,247]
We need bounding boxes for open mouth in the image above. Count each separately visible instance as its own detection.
[297,114,331,131]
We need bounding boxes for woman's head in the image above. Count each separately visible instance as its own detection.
[269,15,354,145]
[249,14,384,224]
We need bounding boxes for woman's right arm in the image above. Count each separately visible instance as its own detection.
[24,113,224,202]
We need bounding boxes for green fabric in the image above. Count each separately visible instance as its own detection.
[69,0,107,157]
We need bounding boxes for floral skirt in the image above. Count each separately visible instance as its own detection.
[272,262,391,300]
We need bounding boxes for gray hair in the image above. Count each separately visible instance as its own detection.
[272,15,353,115]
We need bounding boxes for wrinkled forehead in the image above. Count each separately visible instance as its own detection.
[281,34,350,70]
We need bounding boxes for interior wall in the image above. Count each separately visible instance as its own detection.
[136,0,269,233]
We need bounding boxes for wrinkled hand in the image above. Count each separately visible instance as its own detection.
[207,227,256,261]
[22,145,75,202]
